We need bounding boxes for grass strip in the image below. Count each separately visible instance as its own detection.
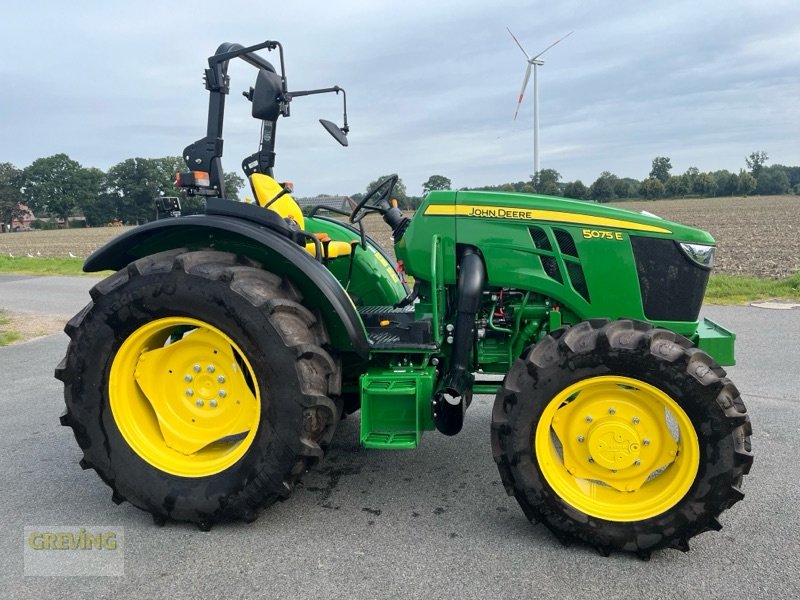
[706,272,800,304]
[0,312,20,347]
[0,257,96,276]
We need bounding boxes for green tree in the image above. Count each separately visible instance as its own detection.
[533,169,561,196]
[782,165,800,189]
[683,167,699,194]
[224,171,246,200]
[588,171,618,203]
[20,154,92,224]
[711,170,737,197]
[737,170,756,196]
[639,177,665,200]
[563,180,587,200]
[755,165,789,195]
[107,157,188,224]
[649,156,672,183]
[422,175,452,194]
[366,174,409,208]
[0,162,25,231]
[694,172,717,197]
[615,177,639,199]
[665,175,688,198]
[745,151,768,178]
[76,167,114,226]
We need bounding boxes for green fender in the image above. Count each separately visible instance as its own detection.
[84,211,370,358]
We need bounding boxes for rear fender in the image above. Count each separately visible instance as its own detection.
[84,215,369,357]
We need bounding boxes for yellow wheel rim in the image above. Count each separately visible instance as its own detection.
[109,317,261,478]
[534,375,699,521]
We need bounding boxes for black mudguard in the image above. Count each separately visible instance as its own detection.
[84,207,369,358]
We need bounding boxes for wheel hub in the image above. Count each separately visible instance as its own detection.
[587,420,641,470]
[537,375,700,521]
[109,317,261,478]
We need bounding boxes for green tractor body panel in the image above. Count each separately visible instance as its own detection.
[359,364,436,449]
[397,190,716,338]
[303,215,408,306]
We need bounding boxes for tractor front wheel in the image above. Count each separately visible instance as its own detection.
[491,319,752,556]
[57,249,340,527]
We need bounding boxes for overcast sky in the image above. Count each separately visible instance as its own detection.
[2,0,799,196]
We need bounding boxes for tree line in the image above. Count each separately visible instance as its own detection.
[354,152,797,214]
[466,152,799,202]
[0,154,244,230]
[2,150,797,232]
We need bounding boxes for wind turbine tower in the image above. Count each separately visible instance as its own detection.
[507,28,573,180]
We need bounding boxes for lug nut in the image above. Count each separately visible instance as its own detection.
[634,459,641,466]
[209,400,218,408]
[217,375,226,384]
[585,416,593,423]
[218,390,227,398]
[184,374,193,382]
[608,407,616,415]
[643,438,650,446]
[196,399,204,407]
[207,365,216,373]
[185,389,194,397]
[632,416,640,424]
[193,364,201,373]
[588,457,594,463]
[577,435,585,443]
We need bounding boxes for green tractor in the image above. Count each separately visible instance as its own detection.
[57,41,752,557]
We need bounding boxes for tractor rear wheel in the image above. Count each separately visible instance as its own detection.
[491,319,752,556]
[57,249,340,527]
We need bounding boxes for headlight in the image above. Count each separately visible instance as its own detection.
[679,242,715,269]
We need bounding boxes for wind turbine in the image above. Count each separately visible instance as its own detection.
[507,27,573,180]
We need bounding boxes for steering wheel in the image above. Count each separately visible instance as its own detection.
[350,175,398,224]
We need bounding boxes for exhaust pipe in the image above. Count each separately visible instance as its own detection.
[434,248,485,436]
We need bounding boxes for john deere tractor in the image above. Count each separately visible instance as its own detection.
[57,41,752,556]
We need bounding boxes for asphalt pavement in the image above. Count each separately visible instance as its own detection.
[1,275,798,599]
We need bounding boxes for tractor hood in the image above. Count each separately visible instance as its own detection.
[423,190,715,244]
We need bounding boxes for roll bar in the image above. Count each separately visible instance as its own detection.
[180,41,348,199]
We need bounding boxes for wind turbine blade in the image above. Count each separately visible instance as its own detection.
[532,31,574,60]
[514,63,532,120]
[506,26,531,60]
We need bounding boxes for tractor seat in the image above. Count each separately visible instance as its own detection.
[311,232,353,259]
[250,173,352,260]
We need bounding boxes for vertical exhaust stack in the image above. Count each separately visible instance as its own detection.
[434,249,485,436]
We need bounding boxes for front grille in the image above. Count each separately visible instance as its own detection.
[631,237,709,321]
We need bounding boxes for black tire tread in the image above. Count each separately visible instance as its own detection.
[491,318,753,555]
[57,249,341,526]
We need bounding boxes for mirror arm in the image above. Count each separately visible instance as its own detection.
[286,86,348,132]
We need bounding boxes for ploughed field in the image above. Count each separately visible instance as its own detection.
[0,195,797,278]
[610,195,799,278]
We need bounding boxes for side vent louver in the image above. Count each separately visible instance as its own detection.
[554,228,578,257]
[566,262,590,302]
[529,226,552,251]
[540,256,563,283]
[530,226,590,302]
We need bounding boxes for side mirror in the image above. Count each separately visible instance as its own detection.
[251,69,283,121]
[320,119,349,147]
